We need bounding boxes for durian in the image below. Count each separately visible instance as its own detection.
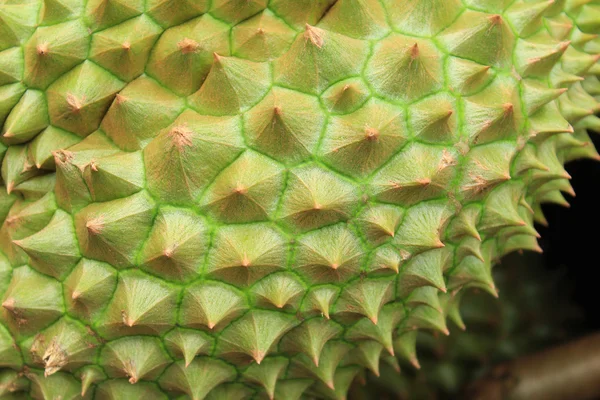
[0,1,599,399]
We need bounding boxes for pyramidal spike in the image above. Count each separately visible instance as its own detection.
[561,45,600,76]
[505,0,556,37]
[143,110,245,205]
[522,79,568,115]
[334,279,394,323]
[89,15,162,82]
[74,191,155,267]
[457,236,486,263]
[200,150,286,222]
[447,57,494,95]
[499,234,544,256]
[410,94,458,143]
[188,54,269,115]
[231,10,296,62]
[439,11,514,66]
[558,93,595,122]
[97,270,178,338]
[441,291,466,331]
[13,174,56,201]
[515,37,570,78]
[448,253,498,297]
[319,0,388,39]
[46,61,126,136]
[346,340,385,377]
[146,14,229,96]
[28,317,97,376]
[84,0,144,32]
[406,305,449,335]
[301,286,340,319]
[78,366,106,397]
[2,145,43,195]
[293,224,364,284]
[1,90,49,144]
[1,265,63,337]
[459,142,516,199]
[243,357,288,399]
[206,223,287,286]
[319,99,407,177]
[357,205,404,245]
[204,383,253,400]
[0,83,27,129]
[274,25,369,94]
[244,87,325,164]
[101,336,171,383]
[159,358,236,400]
[180,281,248,331]
[101,76,185,151]
[345,303,406,356]
[164,328,213,367]
[513,143,551,176]
[479,183,527,234]
[23,20,90,89]
[383,0,462,36]
[447,204,482,241]
[29,126,81,170]
[528,103,574,139]
[0,323,22,368]
[145,0,209,28]
[406,286,444,312]
[280,318,343,367]
[218,310,297,364]
[13,209,81,279]
[290,340,352,390]
[367,35,442,102]
[394,331,420,369]
[252,272,306,310]
[393,202,453,255]
[64,258,117,322]
[313,366,362,400]
[544,15,574,40]
[371,144,458,206]
[139,207,208,283]
[321,78,370,114]
[369,245,403,275]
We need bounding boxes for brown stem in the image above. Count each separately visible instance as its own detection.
[465,332,600,400]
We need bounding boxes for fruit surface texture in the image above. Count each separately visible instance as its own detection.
[0,0,599,399]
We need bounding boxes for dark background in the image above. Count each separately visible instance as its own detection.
[538,132,600,331]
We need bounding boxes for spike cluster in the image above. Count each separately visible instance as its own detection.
[0,1,599,399]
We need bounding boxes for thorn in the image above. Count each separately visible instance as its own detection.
[3,131,13,138]
[252,350,266,365]
[304,24,324,48]
[6,182,14,194]
[441,327,450,336]
[489,14,503,26]
[312,355,320,367]
[326,380,335,390]
[122,41,131,51]
[2,298,15,311]
[365,127,379,141]
[178,38,200,54]
[207,321,216,330]
[410,357,421,370]
[330,262,339,270]
[369,315,378,325]
[386,346,395,356]
[71,291,81,301]
[36,43,49,56]
[410,43,419,59]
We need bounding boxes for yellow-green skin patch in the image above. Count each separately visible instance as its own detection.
[1,0,600,399]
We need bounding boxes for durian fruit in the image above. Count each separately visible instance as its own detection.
[349,252,584,399]
[0,1,599,399]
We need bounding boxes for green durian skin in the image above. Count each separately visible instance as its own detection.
[0,0,599,399]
